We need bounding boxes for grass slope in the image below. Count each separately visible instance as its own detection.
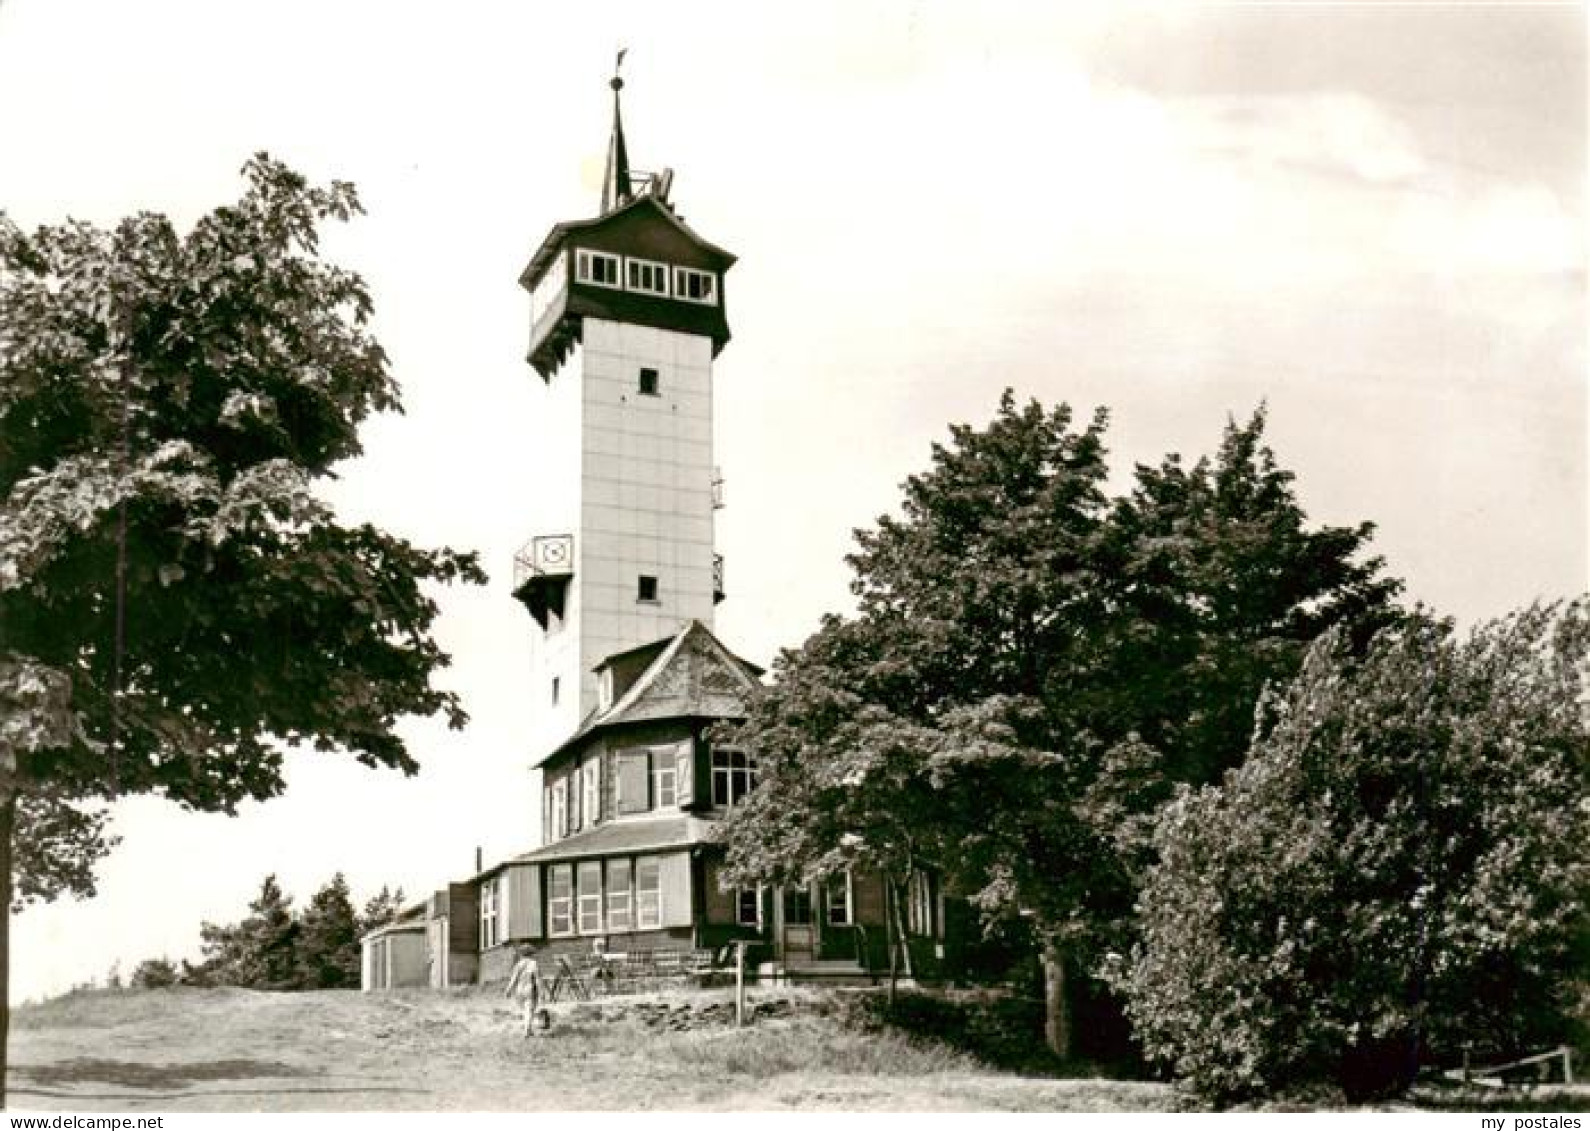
[9,986,1174,1112]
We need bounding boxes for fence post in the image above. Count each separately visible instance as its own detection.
[735,940,747,1028]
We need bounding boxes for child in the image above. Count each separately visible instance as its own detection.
[503,946,543,1038]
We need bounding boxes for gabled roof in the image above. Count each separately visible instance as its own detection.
[509,813,719,865]
[533,620,762,768]
[518,193,737,292]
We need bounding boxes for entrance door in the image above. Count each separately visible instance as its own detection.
[780,885,815,965]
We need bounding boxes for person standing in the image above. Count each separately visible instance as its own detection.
[504,946,543,1037]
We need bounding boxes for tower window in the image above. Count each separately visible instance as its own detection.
[637,575,659,603]
[673,267,717,305]
[638,367,660,396]
[626,257,670,296]
[575,249,621,288]
[551,676,560,706]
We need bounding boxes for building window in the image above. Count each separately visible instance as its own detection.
[653,760,676,809]
[607,858,633,933]
[575,249,621,288]
[637,574,659,603]
[711,748,757,807]
[551,676,560,706]
[638,367,660,396]
[549,864,574,937]
[582,760,600,828]
[550,779,568,841]
[907,871,933,937]
[782,885,813,926]
[599,667,614,711]
[636,857,662,929]
[825,873,853,927]
[480,876,500,949]
[673,266,717,305]
[626,257,669,296]
[577,860,603,935]
[736,888,761,927]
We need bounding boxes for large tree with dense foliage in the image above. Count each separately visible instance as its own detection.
[1112,601,1590,1105]
[0,155,481,1101]
[718,392,1400,1057]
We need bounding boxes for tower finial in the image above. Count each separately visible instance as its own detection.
[602,50,631,214]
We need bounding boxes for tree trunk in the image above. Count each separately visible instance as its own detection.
[1040,938,1071,1062]
[1,793,14,1111]
[891,878,915,982]
[885,880,899,1005]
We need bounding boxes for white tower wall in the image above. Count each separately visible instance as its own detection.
[577,318,718,714]
[523,317,718,753]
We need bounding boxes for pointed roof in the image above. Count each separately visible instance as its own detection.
[533,621,763,767]
[600,61,632,215]
[517,193,736,292]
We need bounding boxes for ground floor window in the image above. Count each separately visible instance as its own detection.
[825,872,853,927]
[607,858,632,932]
[577,861,603,935]
[636,856,662,929]
[736,887,761,927]
[479,875,500,949]
[549,864,574,937]
[782,884,813,926]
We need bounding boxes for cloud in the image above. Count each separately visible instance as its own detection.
[1184,91,1427,186]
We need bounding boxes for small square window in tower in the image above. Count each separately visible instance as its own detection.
[637,575,659,603]
[638,367,660,396]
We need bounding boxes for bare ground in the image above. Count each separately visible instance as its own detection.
[8,985,1176,1112]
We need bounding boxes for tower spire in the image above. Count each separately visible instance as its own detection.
[601,49,632,215]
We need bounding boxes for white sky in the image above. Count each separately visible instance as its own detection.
[2,1,1584,1002]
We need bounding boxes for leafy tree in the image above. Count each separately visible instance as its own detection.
[10,790,117,911]
[718,393,1399,1058]
[1111,602,1590,1105]
[0,155,482,1098]
[1100,406,1401,792]
[297,873,360,989]
[359,884,407,935]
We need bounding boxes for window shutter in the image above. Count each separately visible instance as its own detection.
[617,750,649,815]
[507,865,542,940]
[674,741,694,807]
[660,852,693,928]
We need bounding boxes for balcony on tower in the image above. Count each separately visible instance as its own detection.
[513,534,574,630]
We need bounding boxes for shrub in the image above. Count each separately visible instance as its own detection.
[1110,604,1590,1106]
[129,958,179,989]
